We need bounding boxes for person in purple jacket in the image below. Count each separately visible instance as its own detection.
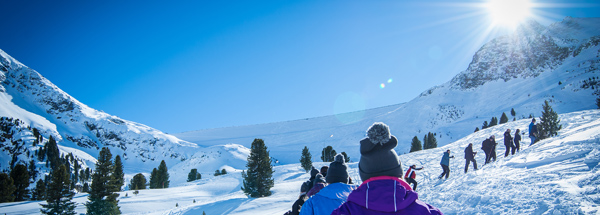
[331,122,443,215]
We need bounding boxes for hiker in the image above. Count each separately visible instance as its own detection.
[529,118,538,145]
[301,167,319,193]
[300,154,357,215]
[504,129,514,157]
[489,136,498,162]
[331,122,442,215]
[284,181,310,215]
[514,129,522,153]
[306,173,326,197]
[404,164,424,191]
[481,137,492,164]
[464,143,477,173]
[319,166,328,178]
[438,149,454,179]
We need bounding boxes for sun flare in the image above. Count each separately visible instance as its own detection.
[486,0,533,29]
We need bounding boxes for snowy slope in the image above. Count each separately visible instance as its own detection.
[175,17,600,164]
[0,49,199,173]
[1,110,598,214]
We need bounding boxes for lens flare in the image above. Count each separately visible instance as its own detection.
[387,78,393,83]
[380,83,386,89]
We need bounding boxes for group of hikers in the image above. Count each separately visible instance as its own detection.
[283,119,538,215]
[284,122,442,215]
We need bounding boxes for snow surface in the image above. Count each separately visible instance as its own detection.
[1,17,600,215]
[1,110,598,214]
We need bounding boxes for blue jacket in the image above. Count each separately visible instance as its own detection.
[299,182,358,215]
[440,151,453,166]
[529,122,538,137]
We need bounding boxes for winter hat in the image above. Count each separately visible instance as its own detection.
[326,154,350,184]
[300,181,310,193]
[359,122,403,182]
[366,122,391,145]
[313,173,326,186]
[320,166,329,177]
[310,166,319,180]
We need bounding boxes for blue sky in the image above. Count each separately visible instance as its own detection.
[1,0,599,133]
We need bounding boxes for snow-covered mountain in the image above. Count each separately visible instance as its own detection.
[0,49,198,173]
[175,17,600,164]
[0,16,599,214]
[2,110,598,214]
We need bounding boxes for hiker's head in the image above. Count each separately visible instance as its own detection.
[359,122,403,182]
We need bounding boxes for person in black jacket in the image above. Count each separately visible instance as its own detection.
[504,129,514,157]
[481,137,491,164]
[464,143,477,173]
[489,135,497,162]
[513,129,522,154]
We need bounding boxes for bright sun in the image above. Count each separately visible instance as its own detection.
[486,0,533,29]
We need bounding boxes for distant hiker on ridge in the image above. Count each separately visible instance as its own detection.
[438,149,455,179]
[529,118,538,146]
[504,129,515,157]
[514,129,522,153]
[464,143,477,173]
[404,164,424,191]
[331,122,442,215]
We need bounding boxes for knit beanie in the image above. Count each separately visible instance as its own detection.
[300,181,309,193]
[359,122,403,182]
[313,173,326,186]
[310,166,319,180]
[326,154,350,184]
[320,166,329,177]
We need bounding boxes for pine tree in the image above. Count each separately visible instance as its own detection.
[596,96,600,109]
[28,159,38,182]
[500,112,509,124]
[45,136,60,170]
[86,147,120,215]
[489,117,498,127]
[129,173,146,190]
[320,146,336,162]
[538,100,562,140]
[0,173,16,203]
[10,163,30,201]
[410,136,422,152]
[482,121,489,129]
[474,127,480,132]
[241,138,274,198]
[40,164,76,215]
[188,169,200,182]
[113,155,124,191]
[149,168,158,189]
[157,160,170,189]
[511,108,516,120]
[427,132,438,149]
[341,152,350,163]
[299,146,312,172]
[221,169,227,175]
[32,179,47,200]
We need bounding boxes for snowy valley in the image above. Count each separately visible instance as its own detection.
[0,17,599,214]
